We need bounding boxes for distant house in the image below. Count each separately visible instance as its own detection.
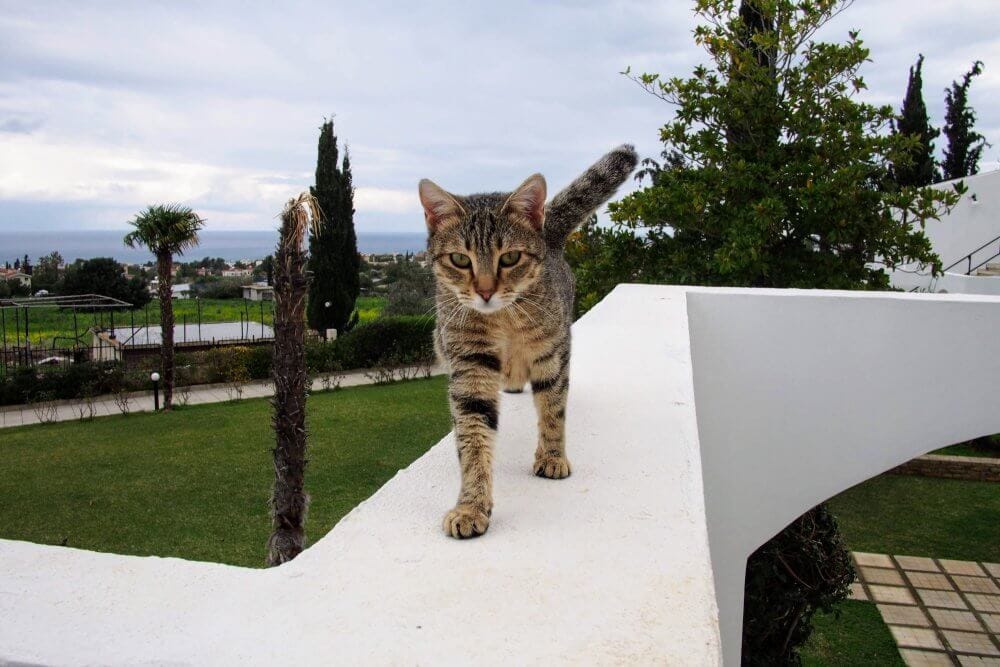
[148,279,192,299]
[0,269,31,288]
[242,283,274,301]
[222,268,253,278]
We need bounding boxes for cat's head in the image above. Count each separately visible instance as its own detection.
[419,174,547,315]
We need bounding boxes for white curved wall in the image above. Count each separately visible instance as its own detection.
[687,287,1000,665]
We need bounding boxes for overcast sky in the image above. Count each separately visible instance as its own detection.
[0,0,997,235]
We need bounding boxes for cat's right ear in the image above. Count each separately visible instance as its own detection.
[419,179,464,233]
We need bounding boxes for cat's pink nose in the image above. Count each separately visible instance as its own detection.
[477,289,495,302]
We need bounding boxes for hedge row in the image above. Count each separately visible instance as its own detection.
[0,317,435,406]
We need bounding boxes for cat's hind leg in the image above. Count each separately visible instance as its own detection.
[530,338,571,479]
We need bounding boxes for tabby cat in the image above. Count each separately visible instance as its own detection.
[419,145,638,538]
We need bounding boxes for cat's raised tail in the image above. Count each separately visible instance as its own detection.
[543,144,639,248]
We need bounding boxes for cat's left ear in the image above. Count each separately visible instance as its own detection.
[503,173,546,231]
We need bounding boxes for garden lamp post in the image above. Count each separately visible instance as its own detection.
[151,371,161,411]
[324,301,331,340]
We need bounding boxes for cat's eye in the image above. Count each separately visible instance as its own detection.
[498,250,521,268]
[450,253,472,269]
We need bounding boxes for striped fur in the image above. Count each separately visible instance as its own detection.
[544,144,639,248]
[421,146,636,538]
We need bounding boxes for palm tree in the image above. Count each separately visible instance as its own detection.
[124,204,204,411]
[267,193,318,566]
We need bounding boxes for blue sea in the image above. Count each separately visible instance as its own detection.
[0,230,428,264]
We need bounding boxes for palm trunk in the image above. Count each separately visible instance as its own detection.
[157,249,175,411]
[266,194,318,566]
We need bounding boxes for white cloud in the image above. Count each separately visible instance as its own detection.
[0,0,997,233]
[354,187,419,215]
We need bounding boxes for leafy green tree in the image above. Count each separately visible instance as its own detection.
[383,259,434,317]
[307,120,360,336]
[124,204,204,410]
[613,1,959,292]
[259,255,274,286]
[941,61,989,181]
[585,1,964,662]
[31,251,64,293]
[60,258,150,307]
[894,54,940,187]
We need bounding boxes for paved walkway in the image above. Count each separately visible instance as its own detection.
[0,365,445,429]
[850,552,1000,665]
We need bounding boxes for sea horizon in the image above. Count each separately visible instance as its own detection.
[0,229,428,265]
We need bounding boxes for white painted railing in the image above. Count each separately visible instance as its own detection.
[1,285,998,666]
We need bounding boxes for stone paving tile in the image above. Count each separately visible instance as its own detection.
[958,656,1000,666]
[984,615,1000,634]
[899,556,943,573]
[954,577,1000,595]
[941,560,988,577]
[855,552,895,568]
[864,566,907,586]
[891,626,946,650]
[984,564,1000,579]
[908,571,957,591]
[880,604,932,627]
[899,649,958,667]
[929,609,986,632]
[918,589,969,610]
[942,630,1000,656]
[967,594,1000,614]
[872,584,918,605]
[847,582,869,601]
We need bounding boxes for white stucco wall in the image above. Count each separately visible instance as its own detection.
[925,170,1000,270]
[889,268,1000,295]
[0,285,722,666]
[1,285,998,666]
[686,287,1000,665]
[886,169,1000,292]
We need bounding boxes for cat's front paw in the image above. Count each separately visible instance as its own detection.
[534,454,572,479]
[442,504,490,539]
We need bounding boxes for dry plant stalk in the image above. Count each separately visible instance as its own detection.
[112,389,131,416]
[266,193,320,566]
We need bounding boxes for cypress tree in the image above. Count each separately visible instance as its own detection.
[339,148,361,321]
[942,61,988,181]
[894,54,939,187]
[307,119,360,335]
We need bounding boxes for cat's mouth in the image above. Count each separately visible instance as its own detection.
[468,293,509,315]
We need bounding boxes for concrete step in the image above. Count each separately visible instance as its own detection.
[975,267,1000,277]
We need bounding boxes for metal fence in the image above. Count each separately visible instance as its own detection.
[0,297,276,381]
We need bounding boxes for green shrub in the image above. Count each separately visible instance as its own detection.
[0,361,126,406]
[245,345,272,380]
[742,504,854,665]
[332,316,434,369]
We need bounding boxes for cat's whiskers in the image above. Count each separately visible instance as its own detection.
[514,293,559,321]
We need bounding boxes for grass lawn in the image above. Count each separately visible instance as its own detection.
[355,295,387,323]
[828,473,1000,563]
[0,376,449,567]
[801,601,905,666]
[2,381,996,663]
[1,296,387,347]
